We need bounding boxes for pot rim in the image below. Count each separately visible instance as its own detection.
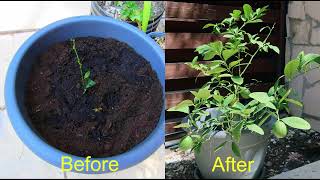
[4,15,164,174]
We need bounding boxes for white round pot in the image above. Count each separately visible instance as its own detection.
[190,108,274,179]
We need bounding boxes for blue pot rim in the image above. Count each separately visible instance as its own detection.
[4,15,164,174]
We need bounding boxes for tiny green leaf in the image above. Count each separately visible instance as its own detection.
[269,45,280,54]
[247,124,264,135]
[223,94,235,106]
[281,117,311,130]
[272,120,287,138]
[286,98,303,107]
[85,79,96,89]
[232,121,244,143]
[222,49,238,61]
[231,142,241,157]
[174,123,190,129]
[243,4,253,20]
[196,86,211,100]
[84,70,90,79]
[214,141,227,153]
[167,100,194,114]
[231,76,244,85]
[284,59,300,80]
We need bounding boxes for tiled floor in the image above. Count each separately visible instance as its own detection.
[0,2,164,178]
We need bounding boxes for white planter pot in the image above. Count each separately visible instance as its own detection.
[189,108,274,179]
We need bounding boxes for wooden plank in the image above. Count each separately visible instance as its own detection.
[165,82,274,109]
[165,33,280,50]
[165,49,278,63]
[165,72,277,92]
[166,2,280,23]
[165,18,280,33]
[165,58,277,80]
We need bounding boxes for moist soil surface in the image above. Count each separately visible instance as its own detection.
[25,37,163,157]
[165,129,320,179]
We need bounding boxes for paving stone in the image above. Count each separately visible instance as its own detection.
[0,111,64,178]
[291,20,311,45]
[310,21,320,45]
[303,83,320,118]
[288,1,305,20]
[288,75,303,117]
[291,45,320,58]
[270,160,320,179]
[0,31,35,109]
[66,145,165,179]
[305,1,320,22]
[0,1,91,32]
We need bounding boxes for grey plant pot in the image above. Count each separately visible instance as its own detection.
[185,108,274,179]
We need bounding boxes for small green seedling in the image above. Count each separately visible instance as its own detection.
[115,1,152,32]
[71,39,96,94]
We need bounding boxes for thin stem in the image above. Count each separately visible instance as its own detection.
[240,23,275,76]
[71,39,84,85]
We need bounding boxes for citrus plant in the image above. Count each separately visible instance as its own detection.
[71,39,96,94]
[168,4,320,157]
[115,1,152,32]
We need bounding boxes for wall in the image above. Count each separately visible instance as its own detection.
[287,1,320,131]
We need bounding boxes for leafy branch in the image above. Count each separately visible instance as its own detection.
[71,39,96,94]
[167,4,319,157]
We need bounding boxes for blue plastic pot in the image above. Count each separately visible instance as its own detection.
[5,16,164,174]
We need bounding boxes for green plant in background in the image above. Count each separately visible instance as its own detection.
[168,4,320,157]
[115,1,152,32]
[71,39,96,94]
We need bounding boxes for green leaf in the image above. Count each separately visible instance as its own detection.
[232,121,244,143]
[243,4,253,20]
[272,120,287,138]
[179,136,194,151]
[209,67,227,74]
[249,92,276,110]
[84,70,90,79]
[167,100,194,114]
[229,59,243,68]
[231,76,244,85]
[214,141,227,153]
[240,87,251,99]
[141,1,151,32]
[222,49,238,60]
[249,92,271,103]
[301,53,320,67]
[223,94,235,106]
[247,124,264,135]
[196,86,211,100]
[281,117,311,130]
[279,88,292,104]
[232,10,241,19]
[284,59,300,80]
[269,45,280,54]
[85,79,96,89]
[218,74,233,78]
[203,23,215,29]
[231,142,241,157]
[174,123,190,129]
[286,98,303,107]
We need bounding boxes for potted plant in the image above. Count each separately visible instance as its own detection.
[168,4,320,179]
[5,16,165,173]
[91,1,165,33]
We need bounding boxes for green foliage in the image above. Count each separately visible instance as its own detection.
[116,1,152,32]
[168,3,318,157]
[71,39,96,94]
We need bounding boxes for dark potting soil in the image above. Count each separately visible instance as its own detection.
[24,37,163,157]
